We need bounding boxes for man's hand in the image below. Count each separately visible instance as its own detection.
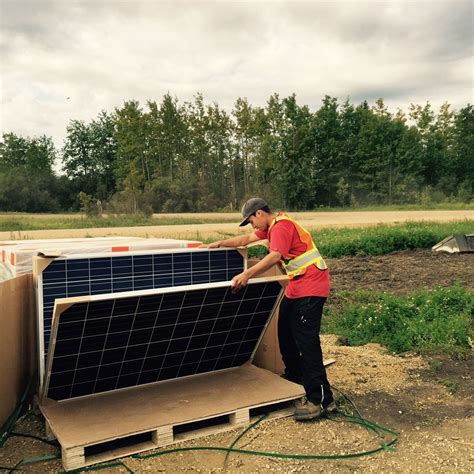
[231,270,251,292]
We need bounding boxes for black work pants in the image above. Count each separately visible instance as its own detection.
[278,295,333,406]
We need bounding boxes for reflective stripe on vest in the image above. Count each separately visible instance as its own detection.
[268,213,328,277]
[282,247,327,275]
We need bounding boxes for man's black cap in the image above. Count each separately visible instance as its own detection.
[239,197,268,227]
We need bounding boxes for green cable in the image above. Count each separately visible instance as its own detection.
[133,438,398,461]
[332,414,398,452]
[2,388,398,471]
[10,431,60,447]
[16,454,60,465]
[133,394,399,463]
[0,376,33,448]
[61,460,135,474]
[223,413,268,470]
[0,456,136,474]
[0,464,21,473]
[332,386,398,451]
[1,454,61,474]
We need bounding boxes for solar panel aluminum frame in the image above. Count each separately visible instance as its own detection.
[34,247,248,388]
[42,275,287,403]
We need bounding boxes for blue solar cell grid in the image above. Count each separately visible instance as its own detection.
[40,250,244,355]
[46,281,282,401]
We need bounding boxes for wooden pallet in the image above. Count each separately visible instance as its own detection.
[58,400,295,471]
[40,365,305,471]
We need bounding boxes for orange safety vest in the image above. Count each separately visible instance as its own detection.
[268,212,328,278]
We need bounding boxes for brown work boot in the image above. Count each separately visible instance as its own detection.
[294,397,322,421]
[323,400,337,414]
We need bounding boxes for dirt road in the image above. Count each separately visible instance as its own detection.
[1,210,472,241]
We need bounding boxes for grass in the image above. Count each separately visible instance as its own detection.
[322,284,473,355]
[312,202,473,212]
[246,219,474,259]
[428,358,443,373]
[314,220,474,258]
[440,379,460,394]
[0,214,238,231]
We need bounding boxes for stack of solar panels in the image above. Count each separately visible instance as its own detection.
[2,236,202,279]
[36,247,285,402]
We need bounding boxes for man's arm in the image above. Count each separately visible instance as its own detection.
[205,233,261,249]
[231,250,282,291]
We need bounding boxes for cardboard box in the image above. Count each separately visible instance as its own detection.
[1,237,202,278]
[0,274,36,428]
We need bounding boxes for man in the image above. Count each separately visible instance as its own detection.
[205,198,335,420]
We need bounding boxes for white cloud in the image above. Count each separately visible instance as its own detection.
[0,0,472,146]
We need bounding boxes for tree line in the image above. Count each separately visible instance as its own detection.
[0,94,472,214]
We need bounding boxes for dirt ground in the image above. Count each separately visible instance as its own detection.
[0,249,472,473]
[1,209,473,241]
[328,248,474,294]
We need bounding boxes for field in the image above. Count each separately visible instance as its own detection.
[1,209,473,241]
[0,211,473,473]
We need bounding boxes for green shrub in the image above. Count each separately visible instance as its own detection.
[323,285,473,354]
[78,192,101,217]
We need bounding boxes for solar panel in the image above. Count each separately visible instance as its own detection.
[43,277,285,401]
[36,248,245,384]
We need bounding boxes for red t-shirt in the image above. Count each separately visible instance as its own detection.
[255,220,330,298]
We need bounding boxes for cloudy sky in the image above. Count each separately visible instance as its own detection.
[1,0,472,146]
